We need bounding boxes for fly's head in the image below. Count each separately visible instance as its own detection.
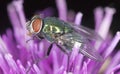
[26,15,43,36]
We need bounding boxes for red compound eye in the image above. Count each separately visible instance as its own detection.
[32,18,42,33]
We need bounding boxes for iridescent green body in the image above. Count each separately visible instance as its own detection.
[42,17,73,42]
[26,16,103,61]
[41,17,85,52]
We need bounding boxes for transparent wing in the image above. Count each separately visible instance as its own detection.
[55,32,103,61]
[79,41,103,61]
[68,23,103,41]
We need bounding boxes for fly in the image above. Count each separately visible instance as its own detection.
[26,15,103,61]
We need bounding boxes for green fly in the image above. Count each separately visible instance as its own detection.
[26,15,103,61]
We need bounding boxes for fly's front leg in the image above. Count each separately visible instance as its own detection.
[26,36,44,43]
[35,35,44,41]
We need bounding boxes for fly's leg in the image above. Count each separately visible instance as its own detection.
[26,43,53,73]
[46,43,53,56]
[57,45,67,54]
[26,35,44,43]
[57,45,71,72]
[26,36,44,73]
[36,35,44,41]
[26,37,34,43]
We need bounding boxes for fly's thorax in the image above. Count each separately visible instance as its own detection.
[41,17,72,42]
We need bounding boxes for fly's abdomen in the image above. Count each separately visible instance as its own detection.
[42,22,64,42]
[55,32,84,53]
[55,32,103,61]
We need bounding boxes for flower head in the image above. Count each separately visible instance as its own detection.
[0,0,120,74]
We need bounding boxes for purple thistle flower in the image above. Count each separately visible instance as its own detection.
[0,0,120,74]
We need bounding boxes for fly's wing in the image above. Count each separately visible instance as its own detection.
[79,42,103,61]
[68,23,103,41]
[55,32,103,61]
